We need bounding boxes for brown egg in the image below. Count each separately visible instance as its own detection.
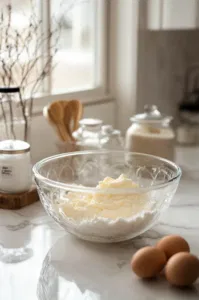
[165,252,199,287]
[131,246,167,278]
[156,235,190,259]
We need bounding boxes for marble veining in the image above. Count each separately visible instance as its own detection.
[0,147,199,299]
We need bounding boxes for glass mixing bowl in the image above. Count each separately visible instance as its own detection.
[33,151,181,243]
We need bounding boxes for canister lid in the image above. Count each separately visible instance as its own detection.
[79,118,103,127]
[73,118,103,140]
[130,105,173,124]
[0,140,30,154]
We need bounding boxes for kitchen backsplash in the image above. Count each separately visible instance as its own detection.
[136,30,199,121]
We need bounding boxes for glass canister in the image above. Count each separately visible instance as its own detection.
[72,118,103,150]
[0,140,32,193]
[125,105,175,160]
[0,87,30,142]
[100,125,124,150]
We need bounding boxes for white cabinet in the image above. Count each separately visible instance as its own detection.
[147,0,199,30]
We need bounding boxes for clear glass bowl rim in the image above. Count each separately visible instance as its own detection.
[32,150,182,194]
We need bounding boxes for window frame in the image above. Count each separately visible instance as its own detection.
[35,0,109,110]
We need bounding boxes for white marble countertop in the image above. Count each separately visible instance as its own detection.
[1,147,199,300]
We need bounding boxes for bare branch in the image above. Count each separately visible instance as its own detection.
[0,0,79,141]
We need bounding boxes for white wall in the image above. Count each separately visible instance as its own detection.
[136,2,199,120]
[30,101,116,164]
[109,1,199,130]
[137,29,199,121]
[109,0,139,133]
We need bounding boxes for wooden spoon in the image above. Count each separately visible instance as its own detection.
[48,101,72,142]
[62,101,75,142]
[72,99,83,131]
[43,105,65,141]
[65,100,83,134]
[44,100,83,142]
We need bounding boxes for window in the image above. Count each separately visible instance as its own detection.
[51,0,96,93]
[0,1,38,93]
[0,0,108,100]
[48,0,108,96]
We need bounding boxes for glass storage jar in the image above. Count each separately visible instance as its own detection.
[72,118,103,150]
[100,125,124,150]
[0,87,30,142]
[125,105,175,161]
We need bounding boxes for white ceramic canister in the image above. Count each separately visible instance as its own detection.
[125,105,175,161]
[0,140,32,193]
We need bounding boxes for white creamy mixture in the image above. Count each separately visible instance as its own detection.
[58,174,149,221]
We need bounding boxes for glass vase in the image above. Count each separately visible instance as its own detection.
[0,87,30,142]
[0,118,30,142]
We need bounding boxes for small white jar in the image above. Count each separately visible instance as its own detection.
[0,140,32,193]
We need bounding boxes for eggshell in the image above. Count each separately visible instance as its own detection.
[156,235,190,259]
[165,252,199,287]
[131,246,167,278]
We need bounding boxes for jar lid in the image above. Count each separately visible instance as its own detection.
[130,105,173,124]
[73,118,103,141]
[0,140,30,154]
[79,118,103,127]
